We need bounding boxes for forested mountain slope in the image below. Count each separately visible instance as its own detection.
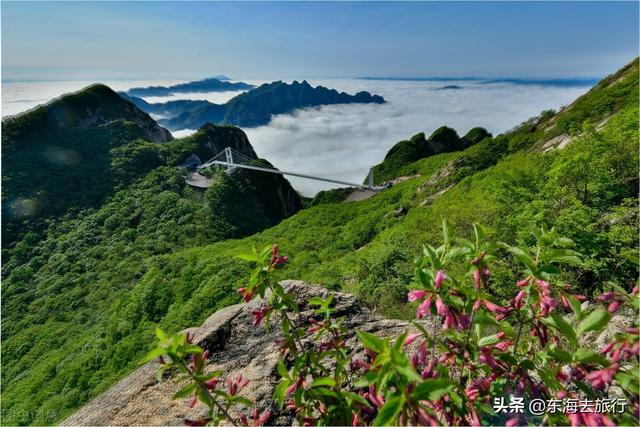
[1,59,638,425]
[1,84,173,246]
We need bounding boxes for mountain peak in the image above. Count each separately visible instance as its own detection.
[4,84,172,143]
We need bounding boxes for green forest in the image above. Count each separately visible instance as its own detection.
[1,59,638,425]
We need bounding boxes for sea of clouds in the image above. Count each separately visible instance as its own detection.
[2,78,590,196]
[242,79,589,195]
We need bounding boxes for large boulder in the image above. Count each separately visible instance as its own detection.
[62,281,428,426]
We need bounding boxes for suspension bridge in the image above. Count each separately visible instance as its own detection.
[184,147,382,191]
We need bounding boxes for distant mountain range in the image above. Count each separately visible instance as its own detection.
[126,77,254,97]
[358,76,599,87]
[124,80,385,130]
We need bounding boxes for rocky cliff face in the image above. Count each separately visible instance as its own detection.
[61,281,424,426]
[190,123,258,162]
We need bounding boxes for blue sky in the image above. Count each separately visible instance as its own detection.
[2,1,638,81]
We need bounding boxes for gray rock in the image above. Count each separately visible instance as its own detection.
[62,281,427,426]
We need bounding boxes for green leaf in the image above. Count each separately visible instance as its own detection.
[548,347,573,363]
[230,396,254,407]
[313,387,339,398]
[182,344,203,355]
[155,327,168,343]
[357,331,386,354]
[235,252,259,262]
[565,294,583,320]
[273,380,290,409]
[310,377,336,388]
[473,223,485,245]
[412,378,456,401]
[478,334,500,347]
[139,347,166,364]
[538,368,562,391]
[173,383,196,399]
[503,245,536,272]
[345,391,371,408]
[574,348,609,365]
[394,363,422,383]
[545,248,583,266]
[308,296,324,306]
[277,358,290,379]
[442,217,453,247]
[577,309,611,335]
[393,332,408,354]
[373,395,405,426]
[548,313,577,350]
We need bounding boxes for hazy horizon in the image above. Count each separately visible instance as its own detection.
[3,2,638,81]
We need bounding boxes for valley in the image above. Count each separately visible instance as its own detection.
[1,58,638,425]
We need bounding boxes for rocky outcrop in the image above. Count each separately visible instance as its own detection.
[159,80,385,130]
[62,281,428,426]
[126,78,255,97]
[190,123,258,161]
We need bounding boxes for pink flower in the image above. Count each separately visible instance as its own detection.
[494,340,512,352]
[597,291,616,302]
[241,408,271,427]
[367,384,385,407]
[251,306,270,326]
[417,295,432,319]
[237,287,255,303]
[270,243,288,268]
[471,252,486,265]
[555,370,569,382]
[539,294,558,316]
[505,417,521,427]
[434,270,446,289]
[226,375,250,395]
[517,277,531,287]
[408,289,427,302]
[286,376,304,394]
[514,289,527,309]
[307,317,324,334]
[473,269,481,289]
[204,377,219,389]
[435,296,448,317]
[585,364,618,389]
[404,333,420,346]
[608,300,622,313]
[483,300,508,315]
[188,393,198,408]
[601,340,616,355]
[350,358,370,371]
[535,279,550,290]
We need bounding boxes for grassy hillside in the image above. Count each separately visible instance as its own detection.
[1,59,638,425]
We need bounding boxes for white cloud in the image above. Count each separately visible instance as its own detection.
[140,90,248,105]
[243,79,589,196]
[172,128,198,139]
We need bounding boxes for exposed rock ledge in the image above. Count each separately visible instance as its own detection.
[62,281,427,426]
